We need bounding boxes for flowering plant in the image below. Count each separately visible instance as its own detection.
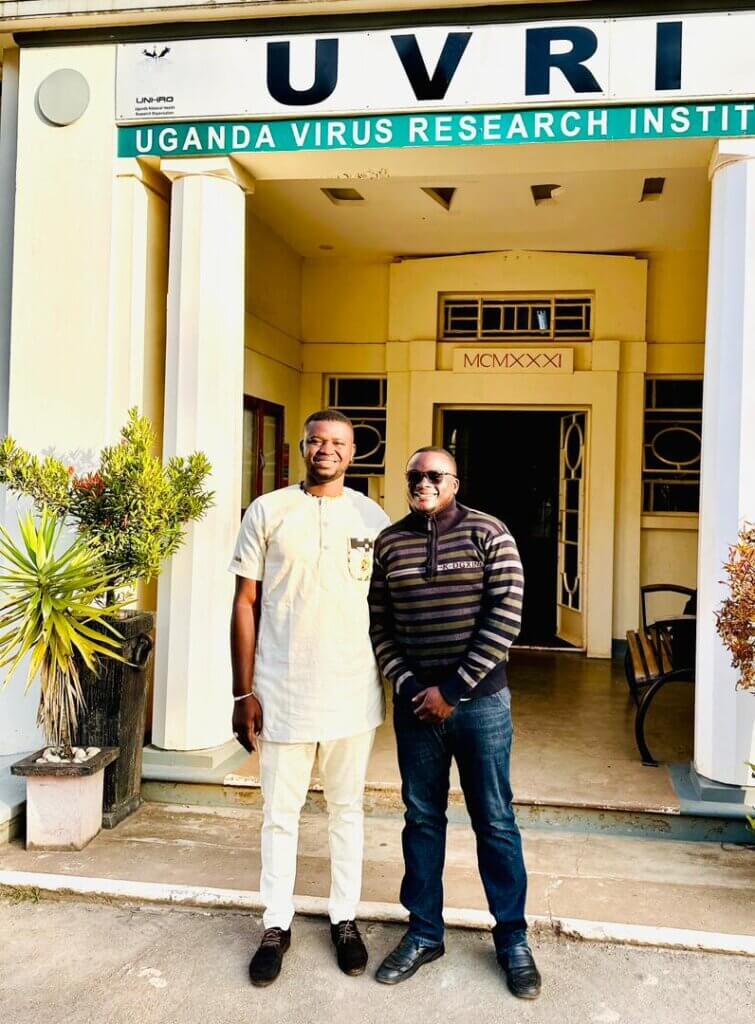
[0,409,213,600]
[716,524,755,693]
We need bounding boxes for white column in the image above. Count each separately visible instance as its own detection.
[0,48,19,442]
[0,49,40,757]
[106,159,170,442]
[152,158,252,751]
[695,141,755,787]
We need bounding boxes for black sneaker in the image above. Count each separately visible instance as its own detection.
[249,927,291,987]
[330,920,369,976]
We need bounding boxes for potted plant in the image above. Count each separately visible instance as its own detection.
[3,510,126,849]
[716,523,755,694]
[716,523,755,825]
[0,409,213,826]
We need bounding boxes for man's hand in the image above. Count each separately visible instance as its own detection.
[412,686,455,724]
[232,694,263,752]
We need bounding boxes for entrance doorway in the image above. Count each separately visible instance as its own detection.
[442,409,587,649]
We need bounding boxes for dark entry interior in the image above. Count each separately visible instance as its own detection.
[443,409,575,648]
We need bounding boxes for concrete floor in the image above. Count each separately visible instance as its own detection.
[2,802,753,939]
[226,651,692,813]
[2,898,753,1024]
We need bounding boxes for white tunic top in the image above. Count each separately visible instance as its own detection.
[230,484,390,743]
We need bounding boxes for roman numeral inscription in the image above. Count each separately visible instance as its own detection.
[453,349,575,373]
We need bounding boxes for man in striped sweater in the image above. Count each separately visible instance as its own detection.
[369,446,540,999]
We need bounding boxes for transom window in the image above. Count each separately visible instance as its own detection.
[328,377,387,492]
[642,378,702,514]
[440,294,592,341]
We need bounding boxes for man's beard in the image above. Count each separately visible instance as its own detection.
[308,462,346,483]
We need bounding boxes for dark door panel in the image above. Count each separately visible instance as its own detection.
[443,409,568,647]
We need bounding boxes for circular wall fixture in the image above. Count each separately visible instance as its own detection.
[37,70,90,126]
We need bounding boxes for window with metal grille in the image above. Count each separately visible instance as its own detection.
[643,378,702,514]
[328,378,387,491]
[440,294,592,341]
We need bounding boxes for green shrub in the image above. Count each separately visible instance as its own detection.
[0,408,213,596]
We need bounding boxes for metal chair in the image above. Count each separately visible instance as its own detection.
[625,585,696,766]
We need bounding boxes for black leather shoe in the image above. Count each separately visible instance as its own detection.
[498,942,542,1000]
[330,920,369,975]
[249,927,291,987]
[375,930,444,985]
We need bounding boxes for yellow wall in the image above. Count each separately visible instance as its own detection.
[302,262,389,343]
[11,48,172,613]
[9,45,118,452]
[640,523,699,620]
[388,250,647,345]
[244,212,303,471]
[645,250,708,345]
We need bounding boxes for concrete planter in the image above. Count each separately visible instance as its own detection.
[11,748,119,851]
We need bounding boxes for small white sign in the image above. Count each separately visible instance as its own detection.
[453,348,575,373]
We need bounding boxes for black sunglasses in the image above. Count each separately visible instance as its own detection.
[406,470,458,486]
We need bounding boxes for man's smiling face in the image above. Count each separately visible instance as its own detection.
[301,419,356,485]
[406,449,459,515]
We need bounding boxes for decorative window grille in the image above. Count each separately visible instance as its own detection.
[328,378,387,488]
[440,294,592,341]
[642,378,702,514]
[558,413,586,612]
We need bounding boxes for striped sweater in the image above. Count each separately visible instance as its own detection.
[368,501,524,706]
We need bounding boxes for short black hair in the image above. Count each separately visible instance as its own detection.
[302,408,354,432]
[407,446,458,474]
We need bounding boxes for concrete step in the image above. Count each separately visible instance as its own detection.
[1,802,753,955]
[142,772,754,844]
[0,755,28,844]
[140,706,753,844]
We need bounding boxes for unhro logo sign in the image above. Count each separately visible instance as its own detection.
[453,349,574,373]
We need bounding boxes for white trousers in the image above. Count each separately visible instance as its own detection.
[258,728,375,930]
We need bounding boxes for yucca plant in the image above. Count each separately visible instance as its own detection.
[0,509,126,759]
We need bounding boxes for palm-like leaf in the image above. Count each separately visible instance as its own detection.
[0,509,127,755]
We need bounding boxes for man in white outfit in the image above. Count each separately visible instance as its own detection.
[229,409,389,986]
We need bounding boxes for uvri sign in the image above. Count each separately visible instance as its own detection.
[117,12,755,123]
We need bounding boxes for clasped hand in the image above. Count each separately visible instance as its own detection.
[412,686,455,724]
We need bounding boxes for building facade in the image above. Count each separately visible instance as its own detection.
[0,1,753,794]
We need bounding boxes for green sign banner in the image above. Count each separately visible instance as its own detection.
[118,102,755,158]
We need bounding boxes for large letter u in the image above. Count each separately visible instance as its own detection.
[267,39,339,106]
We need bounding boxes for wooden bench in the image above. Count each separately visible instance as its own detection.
[625,585,696,766]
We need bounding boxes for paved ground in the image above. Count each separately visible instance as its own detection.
[1,896,753,1024]
[4,802,754,943]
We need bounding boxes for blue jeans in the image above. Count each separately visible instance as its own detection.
[394,688,528,953]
